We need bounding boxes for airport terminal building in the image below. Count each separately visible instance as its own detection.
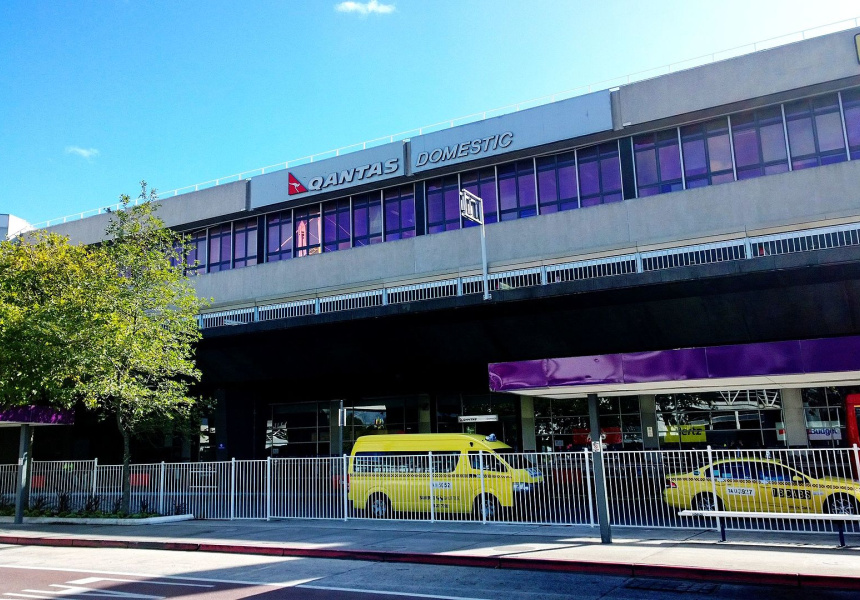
[12,27,860,462]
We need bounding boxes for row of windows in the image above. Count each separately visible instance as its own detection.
[181,88,860,274]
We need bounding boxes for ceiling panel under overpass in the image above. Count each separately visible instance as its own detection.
[488,336,860,398]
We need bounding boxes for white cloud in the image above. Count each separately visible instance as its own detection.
[65,146,99,160]
[335,1,395,15]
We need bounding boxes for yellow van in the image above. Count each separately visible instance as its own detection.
[347,433,543,520]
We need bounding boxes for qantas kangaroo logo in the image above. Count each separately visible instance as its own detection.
[288,173,308,195]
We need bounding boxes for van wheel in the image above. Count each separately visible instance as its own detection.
[473,495,501,521]
[366,493,391,519]
[825,494,860,515]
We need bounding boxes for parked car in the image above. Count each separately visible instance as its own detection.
[663,458,860,514]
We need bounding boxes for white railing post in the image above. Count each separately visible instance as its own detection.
[230,458,236,520]
[429,451,435,522]
[92,458,98,497]
[584,449,595,527]
[266,456,272,521]
[707,445,721,534]
[342,454,349,521]
[853,444,860,481]
[158,461,165,515]
[479,451,486,524]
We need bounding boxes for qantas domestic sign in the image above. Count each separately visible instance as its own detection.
[288,158,400,196]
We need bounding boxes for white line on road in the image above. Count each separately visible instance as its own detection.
[0,565,316,588]
[66,578,212,588]
[300,585,494,600]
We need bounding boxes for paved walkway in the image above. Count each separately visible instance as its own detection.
[1,520,859,590]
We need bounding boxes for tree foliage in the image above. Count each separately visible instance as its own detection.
[1,182,209,513]
[0,232,114,408]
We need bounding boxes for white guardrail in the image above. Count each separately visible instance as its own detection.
[2,447,860,540]
[29,16,860,230]
[199,221,860,330]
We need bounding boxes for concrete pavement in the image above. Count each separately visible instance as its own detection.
[1,519,859,590]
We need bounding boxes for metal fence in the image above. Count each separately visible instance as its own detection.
[2,447,859,538]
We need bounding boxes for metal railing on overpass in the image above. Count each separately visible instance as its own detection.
[3,447,859,544]
[199,220,860,330]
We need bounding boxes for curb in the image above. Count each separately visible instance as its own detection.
[1,535,858,591]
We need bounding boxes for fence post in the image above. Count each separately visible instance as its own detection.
[853,445,860,481]
[479,451,486,524]
[266,456,272,521]
[429,451,435,523]
[342,454,349,522]
[707,445,723,540]
[158,462,166,516]
[92,458,98,497]
[584,449,595,527]
[230,458,236,520]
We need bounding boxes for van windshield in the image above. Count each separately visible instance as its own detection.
[468,451,508,472]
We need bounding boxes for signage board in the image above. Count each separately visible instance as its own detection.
[663,424,707,443]
[410,90,612,174]
[457,415,499,423]
[250,141,406,209]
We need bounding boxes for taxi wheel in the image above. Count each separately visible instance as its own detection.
[366,493,391,519]
[692,493,722,512]
[825,494,860,515]
[473,495,501,521]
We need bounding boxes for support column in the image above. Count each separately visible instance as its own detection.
[330,399,344,456]
[519,396,536,452]
[781,388,808,448]
[14,424,33,524]
[419,394,432,433]
[639,395,660,450]
[214,389,229,461]
[588,393,612,543]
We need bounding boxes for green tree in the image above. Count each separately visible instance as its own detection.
[80,182,209,513]
[0,231,113,409]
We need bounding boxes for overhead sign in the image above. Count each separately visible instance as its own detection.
[458,415,498,423]
[410,90,612,174]
[250,141,406,209]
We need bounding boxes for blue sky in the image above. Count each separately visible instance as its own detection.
[1,0,858,225]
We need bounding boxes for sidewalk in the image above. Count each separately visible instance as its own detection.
[1,519,859,590]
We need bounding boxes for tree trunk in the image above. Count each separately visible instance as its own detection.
[118,413,131,515]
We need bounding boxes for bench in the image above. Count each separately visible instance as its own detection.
[679,509,860,547]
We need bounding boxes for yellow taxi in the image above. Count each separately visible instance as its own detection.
[348,433,544,520]
[663,458,860,514]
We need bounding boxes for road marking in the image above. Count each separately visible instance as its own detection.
[66,579,212,588]
[0,565,315,588]
[300,585,493,600]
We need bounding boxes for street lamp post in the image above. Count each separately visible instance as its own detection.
[460,189,491,301]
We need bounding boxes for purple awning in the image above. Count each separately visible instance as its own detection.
[0,405,74,426]
[488,336,860,395]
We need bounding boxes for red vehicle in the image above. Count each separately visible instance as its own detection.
[846,394,860,448]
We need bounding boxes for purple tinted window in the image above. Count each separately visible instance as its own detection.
[784,94,846,169]
[816,111,845,152]
[843,89,860,158]
[384,185,415,241]
[634,129,681,196]
[732,127,760,167]
[323,199,350,252]
[186,229,207,275]
[681,118,733,188]
[731,108,788,179]
[578,142,620,206]
[461,168,497,227]
[497,160,536,220]
[352,192,381,246]
[294,205,321,257]
[266,212,292,262]
[207,224,231,273]
[425,175,460,233]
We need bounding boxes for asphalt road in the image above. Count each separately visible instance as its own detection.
[0,544,858,600]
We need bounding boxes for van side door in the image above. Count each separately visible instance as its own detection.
[427,451,460,514]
